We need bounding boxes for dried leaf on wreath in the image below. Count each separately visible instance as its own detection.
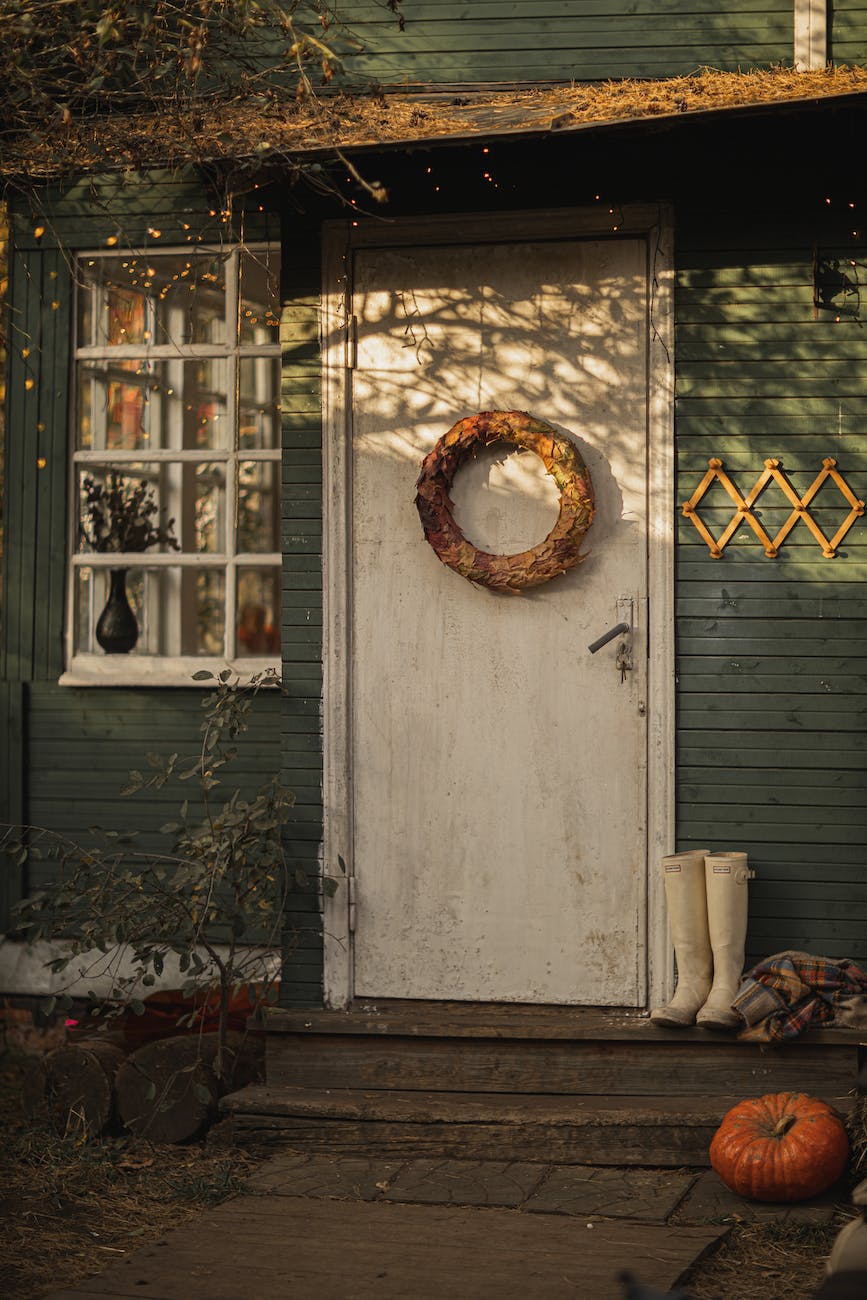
[414,409,595,593]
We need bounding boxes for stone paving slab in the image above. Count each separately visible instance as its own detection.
[246,1152,549,1208]
[381,1157,546,1207]
[525,1166,699,1222]
[245,1152,406,1200]
[676,1169,846,1225]
[43,1194,729,1300]
[245,1152,701,1221]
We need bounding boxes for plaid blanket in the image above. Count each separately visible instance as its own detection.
[733,950,867,1043]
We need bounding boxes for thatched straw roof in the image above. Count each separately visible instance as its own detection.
[6,65,867,180]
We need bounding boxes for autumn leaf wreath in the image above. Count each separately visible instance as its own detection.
[414,410,595,593]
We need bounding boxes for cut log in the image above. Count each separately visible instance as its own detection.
[27,1039,127,1137]
[116,1036,217,1143]
[116,1031,264,1143]
[199,1029,265,1093]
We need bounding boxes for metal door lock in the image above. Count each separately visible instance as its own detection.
[616,642,632,681]
[588,597,634,684]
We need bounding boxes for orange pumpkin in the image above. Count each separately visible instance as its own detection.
[710,1091,849,1202]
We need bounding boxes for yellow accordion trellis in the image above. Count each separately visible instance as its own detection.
[682,458,865,559]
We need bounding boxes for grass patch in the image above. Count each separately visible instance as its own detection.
[683,1218,843,1300]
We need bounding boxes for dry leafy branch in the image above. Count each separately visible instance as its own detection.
[1,668,331,1080]
[0,0,405,189]
[0,1,340,130]
[80,471,180,554]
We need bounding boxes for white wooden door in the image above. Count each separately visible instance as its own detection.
[347,236,649,1005]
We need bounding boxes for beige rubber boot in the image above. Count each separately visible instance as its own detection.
[827,1179,867,1276]
[696,851,752,1030]
[650,850,712,1028]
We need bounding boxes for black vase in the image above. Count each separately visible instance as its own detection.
[95,568,138,654]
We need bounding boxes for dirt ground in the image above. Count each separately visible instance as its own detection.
[0,1042,852,1300]
[0,1045,263,1298]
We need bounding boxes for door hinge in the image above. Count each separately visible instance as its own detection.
[347,876,357,933]
[345,314,357,369]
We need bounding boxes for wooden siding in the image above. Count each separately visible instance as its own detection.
[333,0,794,86]
[24,683,282,882]
[279,226,325,1008]
[675,207,867,967]
[0,681,25,925]
[6,121,867,997]
[830,1,867,65]
[8,169,232,253]
[0,176,305,987]
[1,243,69,684]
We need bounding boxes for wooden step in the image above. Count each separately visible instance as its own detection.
[221,1084,739,1166]
[264,1001,865,1044]
[247,1004,863,1166]
[265,1027,859,1102]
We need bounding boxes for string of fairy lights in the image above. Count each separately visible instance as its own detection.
[19,140,867,480]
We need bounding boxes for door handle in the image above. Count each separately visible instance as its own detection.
[587,622,630,654]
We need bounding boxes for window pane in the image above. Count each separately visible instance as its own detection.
[236,568,281,656]
[190,357,230,448]
[237,460,280,552]
[239,249,281,345]
[77,463,230,556]
[192,462,227,554]
[77,358,230,452]
[76,566,165,656]
[77,465,179,555]
[181,569,225,656]
[239,357,281,449]
[78,263,149,347]
[77,360,147,451]
[78,252,228,348]
[76,565,225,657]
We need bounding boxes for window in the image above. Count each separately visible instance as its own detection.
[64,244,282,684]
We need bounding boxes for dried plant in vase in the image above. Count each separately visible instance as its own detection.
[80,471,179,654]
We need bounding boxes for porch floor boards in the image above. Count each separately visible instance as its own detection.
[264,999,866,1043]
[221,1002,864,1167]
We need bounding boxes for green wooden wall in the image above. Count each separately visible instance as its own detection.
[6,107,867,1011]
[23,684,283,888]
[675,202,867,968]
[831,0,867,64]
[279,231,326,1007]
[0,171,325,1007]
[334,0,794,85]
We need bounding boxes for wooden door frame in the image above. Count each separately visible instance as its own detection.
[320,204,675,1011]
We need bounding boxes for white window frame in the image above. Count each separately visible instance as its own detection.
[61,242,283,687]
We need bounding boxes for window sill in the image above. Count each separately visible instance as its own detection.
[59,655,282,688]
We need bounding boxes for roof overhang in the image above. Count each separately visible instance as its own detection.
[289,69,867,159]
[6,66,867,181]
